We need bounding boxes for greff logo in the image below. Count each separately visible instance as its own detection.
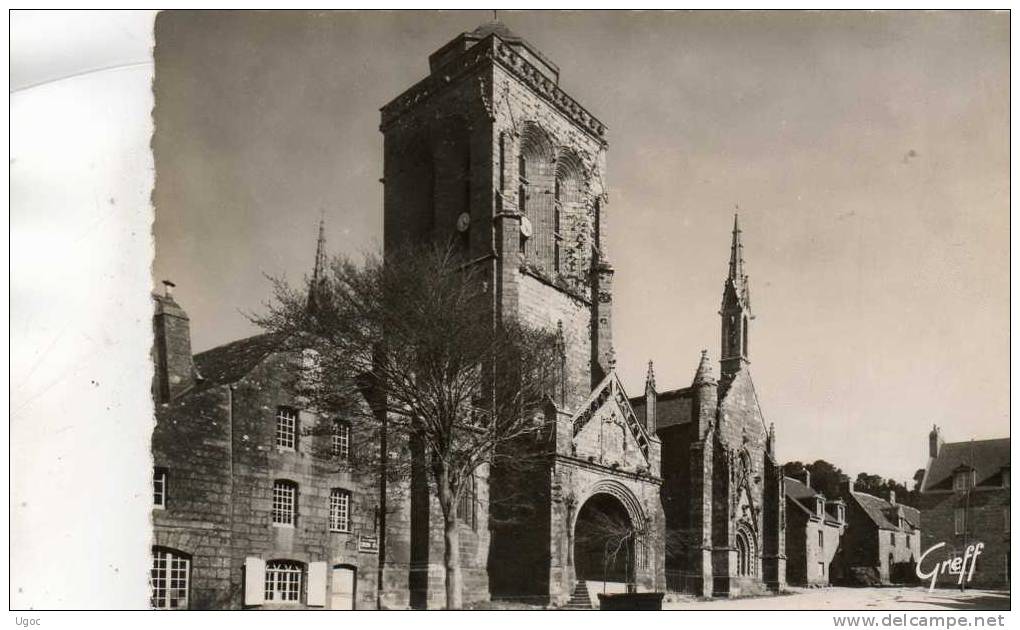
[915,541,984,591]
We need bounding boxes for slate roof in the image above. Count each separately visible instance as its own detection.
[192,332,286,390]
[922,438,1010,492]
[631,386,694,431]
[785,476,821,516]
[901,505,921,529]
[849,491,919,532]
[785,476,820,501]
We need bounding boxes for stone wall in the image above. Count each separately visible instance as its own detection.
[152,387,235,609]
[785,505,844,587]
[152,350,384,609]
[918,488,1009,588]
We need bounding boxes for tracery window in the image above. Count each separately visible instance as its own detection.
[456,474,477,529]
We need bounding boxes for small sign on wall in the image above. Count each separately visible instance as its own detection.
[358,533,379,554]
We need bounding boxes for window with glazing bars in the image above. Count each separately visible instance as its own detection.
[150,548,190,609]
[265,560,302,602]
[153,468,167,508]
[332,421,350,461]
[330,488,352,532]
[276,407,297,450]
[273,480,297,526]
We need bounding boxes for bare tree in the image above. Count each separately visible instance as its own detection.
[252,243,560,609]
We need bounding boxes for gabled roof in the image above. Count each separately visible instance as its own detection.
[192,332,285,390]
[848,491,917,532]
[901,505,921,529]
[785,476,822,516]
[785,476,820,501]
[572,371,652,462]
[922,438,1010,492]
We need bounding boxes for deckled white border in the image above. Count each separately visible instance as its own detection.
[7,6,1017,624]
[10,10,156,610]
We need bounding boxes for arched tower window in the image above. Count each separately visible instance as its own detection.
[554,149,585,278]
[518,122,556,270]
[742,315,749,357]
[456,473,477,530]
[517,153,528,254]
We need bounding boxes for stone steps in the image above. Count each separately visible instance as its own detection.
[562,581,594,610]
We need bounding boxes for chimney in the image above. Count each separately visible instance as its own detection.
[790,468,811,488]
[887,490,896,505]
[153,280,197,403]
[929,424,943,458]
[839,476,854,496]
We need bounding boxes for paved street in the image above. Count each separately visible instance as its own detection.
[663,586,1010,611]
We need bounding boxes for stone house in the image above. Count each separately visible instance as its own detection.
[783,470,846,586]
[831,478,921,585]
[151,271,492,610]
[630,217,787,598]
[915,427,1009,589]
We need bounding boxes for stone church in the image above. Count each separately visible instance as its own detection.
[380,20,665,607]
[149,20,784,609]
[631,216,786,598]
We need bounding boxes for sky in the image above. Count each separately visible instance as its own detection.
[152,10,1009,484]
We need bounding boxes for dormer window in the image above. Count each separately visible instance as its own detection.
[816,498,824,518]
[954,468,975,492]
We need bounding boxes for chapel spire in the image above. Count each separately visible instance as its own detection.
[307,215,328,314]
[720,213,753,380]
[729,212,745,288]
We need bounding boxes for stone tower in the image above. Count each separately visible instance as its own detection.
[381,22,664,608]
[720,214,752,382]
[380,21,612,408]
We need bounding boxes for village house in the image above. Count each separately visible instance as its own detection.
[914,426,1010,589]
[830,478,921,585]
[783,470,846,587]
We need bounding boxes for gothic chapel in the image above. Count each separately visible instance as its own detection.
[632,216,786,598]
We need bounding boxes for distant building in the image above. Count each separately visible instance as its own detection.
[915,426,1010,589]
[784,470,846,586]
[831,478,921,585]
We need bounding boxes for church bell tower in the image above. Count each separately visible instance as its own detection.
[380,20,612,409]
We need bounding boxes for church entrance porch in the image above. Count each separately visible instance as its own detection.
[574,493,636,586]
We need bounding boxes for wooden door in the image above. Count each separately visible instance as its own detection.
[330,566,356,610]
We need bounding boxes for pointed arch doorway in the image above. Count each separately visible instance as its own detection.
[573,493,636,584]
